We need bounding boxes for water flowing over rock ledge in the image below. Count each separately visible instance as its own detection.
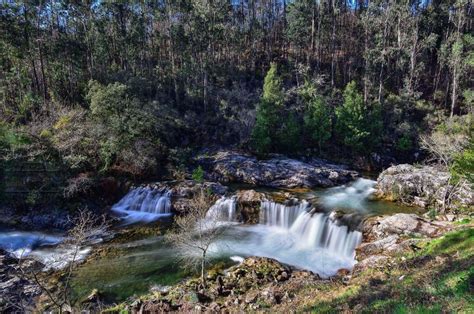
[197,150,359,188]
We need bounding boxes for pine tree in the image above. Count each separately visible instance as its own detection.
[301,83,332,153]
[279,113,302,153]
[335,81,381,153]
[251,63,284,155]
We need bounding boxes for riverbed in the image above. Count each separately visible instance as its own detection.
[0,178,424,303]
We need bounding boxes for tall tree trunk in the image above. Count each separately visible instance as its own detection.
[330,0,336,87]
[167,2,179,106]
[309,1,316,67]
[378,10,390,103]
[451,66,458,117]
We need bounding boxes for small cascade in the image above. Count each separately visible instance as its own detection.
[260,200,309,228]
[321,178,376,212]
[258,200,362,259]
[112,187,172,223]
[290,212,362,259]
[206,196,238,222]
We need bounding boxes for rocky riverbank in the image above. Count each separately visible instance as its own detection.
[375,164,473,211]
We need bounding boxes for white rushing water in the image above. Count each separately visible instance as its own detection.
[260,200,309,228]
[0,231,90,269]
[206,196,238,222]
[320,178,376,212]
[0,231,62,258]
[207,199,362,277]
[112,187,172,224]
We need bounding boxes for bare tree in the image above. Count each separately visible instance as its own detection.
[420,126,469,212]
[165,188,225,288]
[420,131,468,168]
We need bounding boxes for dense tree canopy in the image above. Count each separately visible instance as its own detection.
[0,0,472,179]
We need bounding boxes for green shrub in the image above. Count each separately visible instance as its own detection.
[86,80,162,175]
[450,145,474,184]
[396,134,413,152]
[278,113,302,153]
[191,166,205,183]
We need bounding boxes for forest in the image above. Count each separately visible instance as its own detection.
[0,1,473,313]
[1,1,472,180]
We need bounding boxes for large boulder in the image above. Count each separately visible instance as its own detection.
[356,213,450,269]
[363,213,447,239]
[235,190,265,223]
[197,151,358,188]
[375,164,473,210]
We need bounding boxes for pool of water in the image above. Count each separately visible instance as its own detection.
[71,236,189,302]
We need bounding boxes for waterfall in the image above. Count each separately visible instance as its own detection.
[260,200,308,228]
[206,196,237,222]
[257,200,361,259]
[112,187,172,223]
[290,212,362,259]
[320,178,376,212]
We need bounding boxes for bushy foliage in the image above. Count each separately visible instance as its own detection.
[86,80,162,174]
[335,81,382,153]
[421,114,472,167]
[191,166,205,183]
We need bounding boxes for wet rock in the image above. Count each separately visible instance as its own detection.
[375,164,473,210]
[236,190,265,223]
[197,150,358,188]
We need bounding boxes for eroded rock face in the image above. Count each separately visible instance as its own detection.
[197,151,358,188]
[375,164,473,210]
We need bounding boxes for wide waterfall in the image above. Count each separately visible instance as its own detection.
[259,201,361,259]
[260,200,309,228]
[320,178,376,212]
[208,199,363,277]
[112,187,172,224]
[290,212,362,259]
[206,196,238,222]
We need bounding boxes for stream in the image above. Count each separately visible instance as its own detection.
[0,178,423,303]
